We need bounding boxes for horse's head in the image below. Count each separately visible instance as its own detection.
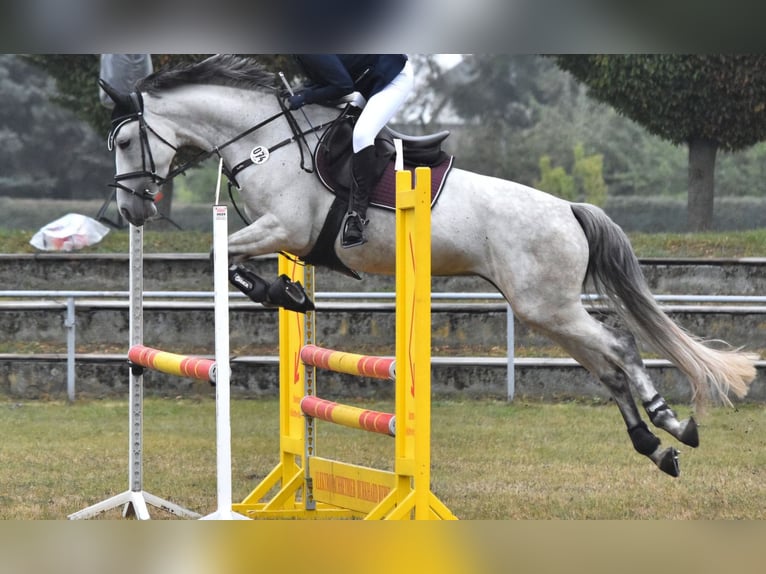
[100,79,178,226]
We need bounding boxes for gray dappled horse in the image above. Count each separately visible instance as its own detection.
[101,55,757,477]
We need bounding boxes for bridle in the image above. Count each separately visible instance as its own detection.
[107,91,176,200]
[107,87,334,203]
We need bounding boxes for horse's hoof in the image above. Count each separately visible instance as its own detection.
[679,417,699,448]
[657,447,680,477]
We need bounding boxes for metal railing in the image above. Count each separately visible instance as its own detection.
[2,289,765,402]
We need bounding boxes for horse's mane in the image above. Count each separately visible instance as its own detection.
[136,55,275,94]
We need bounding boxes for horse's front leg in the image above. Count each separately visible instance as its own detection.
[227,213,290,259]
[225,215,315,313]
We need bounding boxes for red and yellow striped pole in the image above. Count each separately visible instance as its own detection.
[300,396,396,436]
[300,344,395,381]
[128,344,216,383]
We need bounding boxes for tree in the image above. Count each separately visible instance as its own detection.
[555,55,766,230]
[23,55,295,211]
[536,155,575,200]
[410,54,578,182]
[535,143,608,206]
[442,54,565,128]
[0,54,112,200]
[407,54,680,197]
[26,54,295,135]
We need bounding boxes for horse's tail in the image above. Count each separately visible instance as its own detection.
[570,203,757,409]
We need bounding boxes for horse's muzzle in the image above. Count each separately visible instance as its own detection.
[114,184,160,227]
[120,203,159,227]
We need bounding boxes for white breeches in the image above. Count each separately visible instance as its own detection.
[352,60,414,152]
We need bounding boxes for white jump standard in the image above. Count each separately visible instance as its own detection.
[70,161,246,520]
[68,224,201,520]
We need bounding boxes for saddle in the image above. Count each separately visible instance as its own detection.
[303,104,454,279]
[314,106,451,200]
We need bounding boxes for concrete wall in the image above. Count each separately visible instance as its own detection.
[3,254,766,294]
[2,356,764,404]
[1,255,764,402]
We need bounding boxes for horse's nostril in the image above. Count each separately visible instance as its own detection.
[120,207,139,225]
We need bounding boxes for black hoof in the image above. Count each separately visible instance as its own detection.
[658,447,680,477]
[679,417,699,448]
[266,274,315,313]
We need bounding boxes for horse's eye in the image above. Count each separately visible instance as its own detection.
[117,139,130,150]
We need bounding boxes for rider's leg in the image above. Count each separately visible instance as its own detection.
[343,61,414,248]
[342,145,376,247]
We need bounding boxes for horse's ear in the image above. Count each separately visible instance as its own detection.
[98,78,132,110]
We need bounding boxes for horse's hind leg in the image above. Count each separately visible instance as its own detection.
[589,326,688,477]
[600,324,699,448]
[527,305,693,476]
[643,394,699,448]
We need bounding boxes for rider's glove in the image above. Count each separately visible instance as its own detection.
[287,91,307,110]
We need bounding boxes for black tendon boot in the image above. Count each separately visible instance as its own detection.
[342,145,377,248]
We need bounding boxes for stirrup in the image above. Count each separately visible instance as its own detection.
[341,211,368,249]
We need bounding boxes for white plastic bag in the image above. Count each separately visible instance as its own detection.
[29,213,110,252]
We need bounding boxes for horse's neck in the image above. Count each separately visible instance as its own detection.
[143,86,271,151]
[144,85,335,153]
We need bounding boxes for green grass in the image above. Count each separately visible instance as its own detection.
[1,224,764,520]
[1,228,766,257]
[1,397,764,519]
[629,229,766,258]
[0,228,215,254]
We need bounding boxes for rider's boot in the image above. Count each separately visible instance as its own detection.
[341,145,377,249]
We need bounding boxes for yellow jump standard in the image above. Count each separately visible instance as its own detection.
[233,167,457,520]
